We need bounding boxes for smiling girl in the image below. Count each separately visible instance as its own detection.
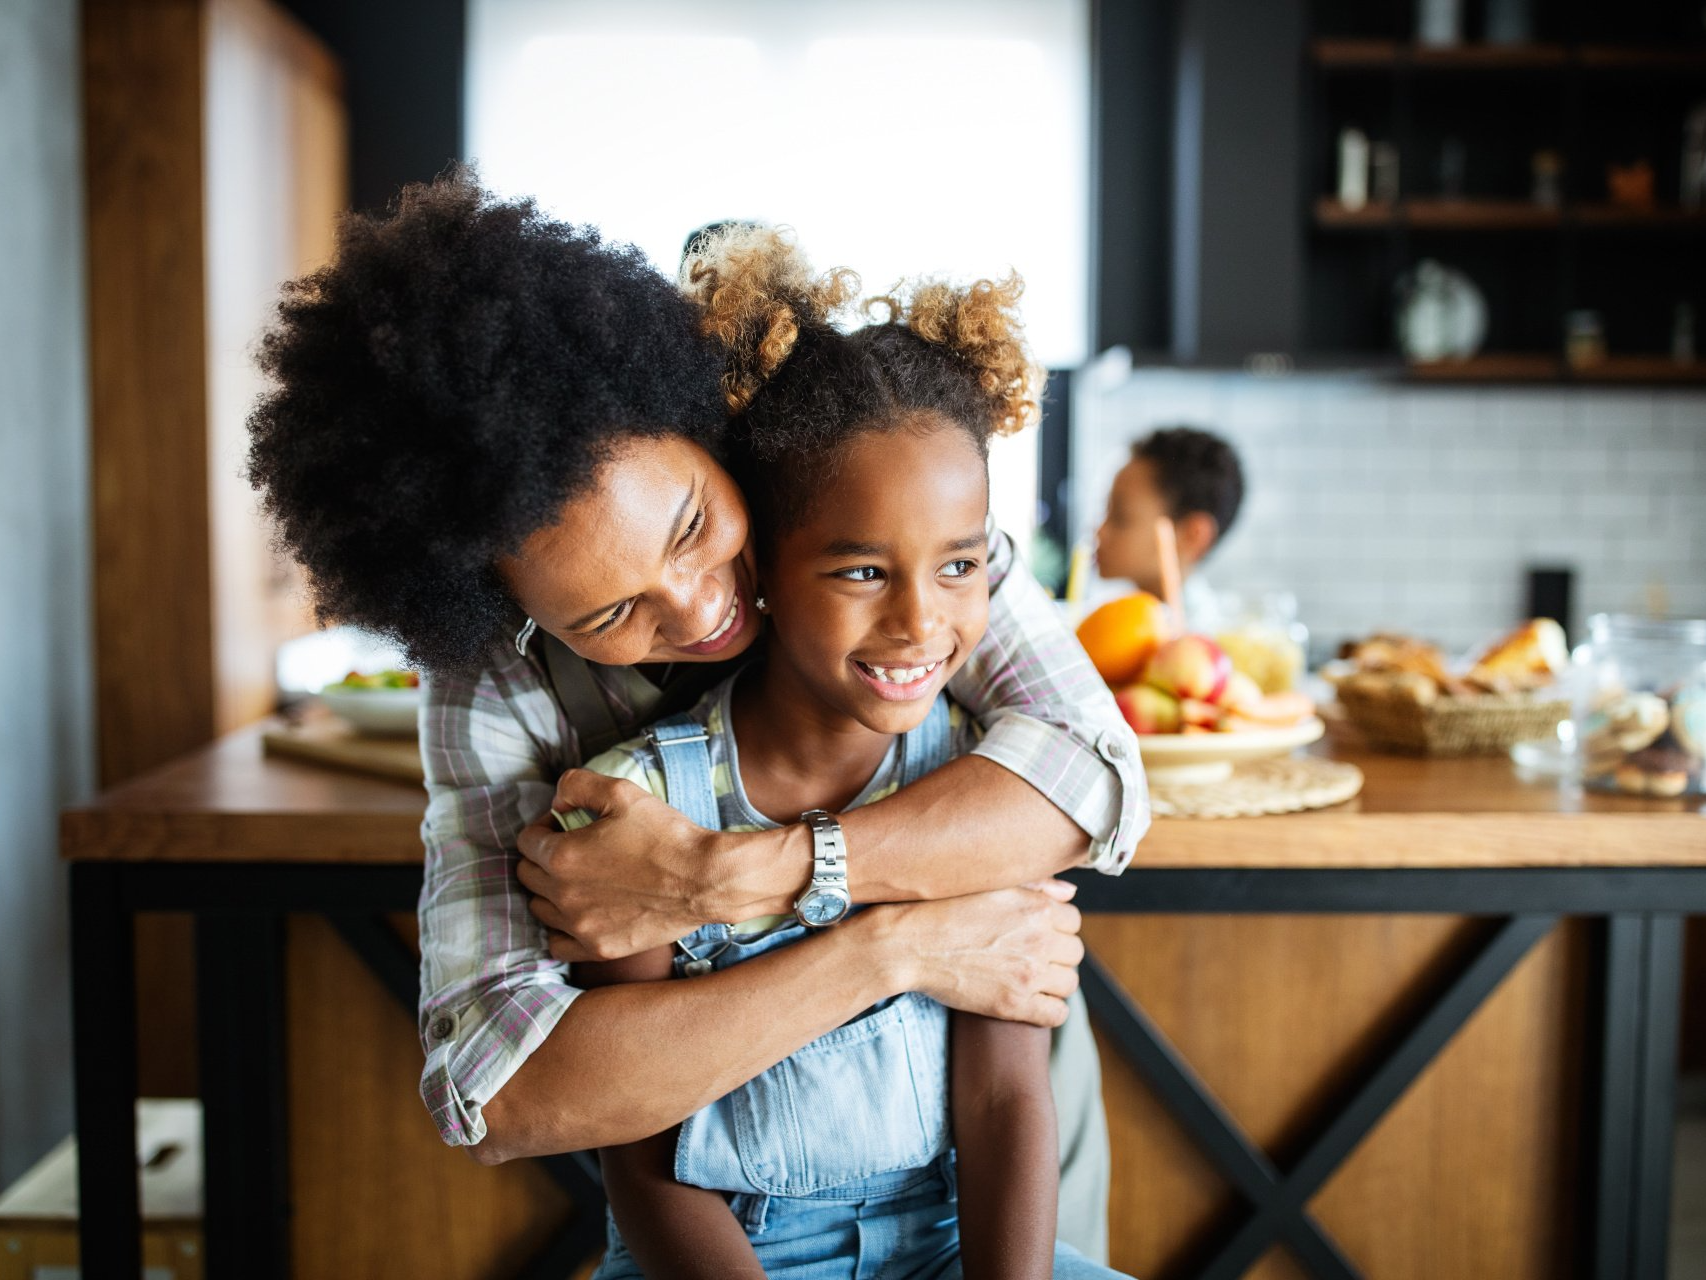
[563,228,1129,1278]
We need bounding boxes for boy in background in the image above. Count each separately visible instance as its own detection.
[1094,426,1244,631]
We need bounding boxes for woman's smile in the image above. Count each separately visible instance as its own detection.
[680,589,750,657]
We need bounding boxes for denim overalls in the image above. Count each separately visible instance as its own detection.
[592,694,1128,1279]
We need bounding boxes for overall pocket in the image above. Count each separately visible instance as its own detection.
[725,992,949,1196]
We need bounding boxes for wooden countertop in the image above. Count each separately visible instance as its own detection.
[61,720,1706,868]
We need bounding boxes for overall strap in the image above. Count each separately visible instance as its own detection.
[540,634,630,763]
[645,714,723,831]
[899,695,954,788]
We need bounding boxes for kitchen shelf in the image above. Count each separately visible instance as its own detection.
[1315,199,1706,231]
[1312,39,1706,71]
[1405,354,1706,383]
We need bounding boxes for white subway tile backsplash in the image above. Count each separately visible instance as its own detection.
[1075,372,1706,652]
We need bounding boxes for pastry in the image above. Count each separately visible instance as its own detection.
[1467,618,1568,693]
[1581,691,1672,778]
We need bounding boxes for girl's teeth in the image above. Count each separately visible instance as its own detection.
[864,661,940,684]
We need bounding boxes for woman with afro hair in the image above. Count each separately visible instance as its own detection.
[246,169,1147,1265]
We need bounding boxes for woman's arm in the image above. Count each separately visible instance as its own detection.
[951,1014,1058,1280]
[517,531,1148,962]
[472,885,1084,1163]
[574,949,764,1280]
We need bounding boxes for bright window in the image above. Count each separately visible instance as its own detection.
[466,0,1090,368]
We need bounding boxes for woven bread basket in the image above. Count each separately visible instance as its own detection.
[1337,685,1570,756]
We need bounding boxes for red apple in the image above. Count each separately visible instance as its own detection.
[1116,683,1181,734]
[1143,635,1233,703]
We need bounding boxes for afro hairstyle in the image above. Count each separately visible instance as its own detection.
[246,168,726,673]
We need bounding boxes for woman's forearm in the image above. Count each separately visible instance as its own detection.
[472,913,904,1162]
[713,755,1087,920]
[474,882,1083,1161]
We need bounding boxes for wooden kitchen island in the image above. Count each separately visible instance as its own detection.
[62,723,1706,1280]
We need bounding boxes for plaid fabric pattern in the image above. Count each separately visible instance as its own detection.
[416,528,1149,1147]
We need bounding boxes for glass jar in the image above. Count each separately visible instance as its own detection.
[1572,614,1706,797]
[1209,589,1309,694]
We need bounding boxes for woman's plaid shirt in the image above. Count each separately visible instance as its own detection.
[415,528,1148,1146]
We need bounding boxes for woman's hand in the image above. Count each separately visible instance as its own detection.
[517,768,732,963]
[866,881,1084,1027]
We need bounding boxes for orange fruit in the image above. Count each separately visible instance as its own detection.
[1076,592,1174,686]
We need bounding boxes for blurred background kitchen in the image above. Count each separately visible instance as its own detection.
[3,0,1704,1275]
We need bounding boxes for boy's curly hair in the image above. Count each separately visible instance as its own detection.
[681,226,1042,548]
[246,168,726,673]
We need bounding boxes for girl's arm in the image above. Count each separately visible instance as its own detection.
[519,532,1147,963]
[951,1013,1058,1280]
[573,950,764,1280]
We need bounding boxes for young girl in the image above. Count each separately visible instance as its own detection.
[560,230,1128,1279]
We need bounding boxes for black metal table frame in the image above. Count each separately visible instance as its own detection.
[70,861,1699,1280]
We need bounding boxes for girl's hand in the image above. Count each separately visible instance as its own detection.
[864,881,1084,1027]
[517,768,726,963]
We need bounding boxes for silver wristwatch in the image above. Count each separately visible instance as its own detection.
[793,809,851,928]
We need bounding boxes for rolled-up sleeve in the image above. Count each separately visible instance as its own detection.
[416,650,583,1147]
[949,529,1150,873]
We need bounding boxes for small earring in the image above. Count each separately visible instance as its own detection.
[754,595,768,613]
[515,616,537,655]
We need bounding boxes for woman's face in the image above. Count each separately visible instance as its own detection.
[498,436,761,666]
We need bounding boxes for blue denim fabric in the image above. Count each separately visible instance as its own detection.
[652,701,955,1200]
[592,1158,1129,1279]
[602,699,1131,1275]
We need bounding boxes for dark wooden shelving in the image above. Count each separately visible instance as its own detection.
[1312,39,1706,71]
[1573,204,1706,228]
[1315,199,1706,231]
[1404,354,1706,383]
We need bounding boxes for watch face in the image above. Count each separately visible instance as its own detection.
[799,889,848,926]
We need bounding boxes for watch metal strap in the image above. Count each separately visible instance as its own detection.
[799,808,845,888]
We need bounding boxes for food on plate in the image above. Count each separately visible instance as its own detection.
[1076,591,1174,686]
[1216,624,1305,695]
[1111,634,1316,737]
[1115,684,1182,734]
[1144,635,1232,703]
[1219,670,1264,717]
[327,668,420,691]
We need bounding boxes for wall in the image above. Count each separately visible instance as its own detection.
[0,0,95,1185]
[1073,366,1706,655]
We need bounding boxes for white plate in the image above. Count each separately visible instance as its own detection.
[317,685,423,737]
[1135,717,1325,785]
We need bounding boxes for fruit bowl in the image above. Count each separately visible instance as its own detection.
[317,684,422,737]
[1135,717,1325,785]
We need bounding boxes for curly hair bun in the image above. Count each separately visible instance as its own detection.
[875,274,1042,436]
[681,225,861,414]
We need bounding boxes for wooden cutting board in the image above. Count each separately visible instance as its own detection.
[262,717,424,784]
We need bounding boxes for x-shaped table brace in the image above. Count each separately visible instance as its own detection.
[1078,913,1560,1280]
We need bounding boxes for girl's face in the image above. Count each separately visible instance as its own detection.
[499,436,761,666]
[761,415,991,738]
